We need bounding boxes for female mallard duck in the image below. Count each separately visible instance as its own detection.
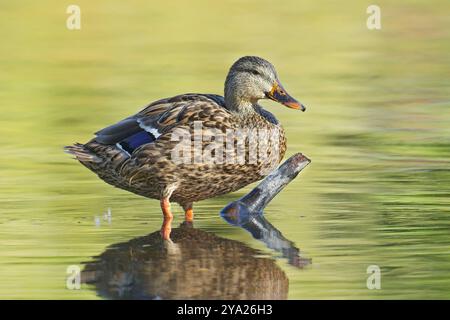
[65,56,305,240]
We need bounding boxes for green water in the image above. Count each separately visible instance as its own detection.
[1,0,449,299]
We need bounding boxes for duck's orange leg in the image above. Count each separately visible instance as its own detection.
[183,202,194,223]
[160,197,173,240]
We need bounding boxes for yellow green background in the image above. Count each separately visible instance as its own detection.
[0,0,449,299]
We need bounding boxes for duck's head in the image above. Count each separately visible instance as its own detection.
[224,56,305,112]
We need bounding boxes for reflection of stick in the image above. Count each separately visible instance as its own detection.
[221,153,311,216]
[238,214,311,268]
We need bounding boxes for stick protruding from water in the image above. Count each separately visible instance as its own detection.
[221,153,311,218]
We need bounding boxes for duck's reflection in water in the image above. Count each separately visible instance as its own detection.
[82,222,290,300]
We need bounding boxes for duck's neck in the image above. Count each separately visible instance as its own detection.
[225,93,258,116]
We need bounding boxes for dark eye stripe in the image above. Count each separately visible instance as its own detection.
[236,68,262,76]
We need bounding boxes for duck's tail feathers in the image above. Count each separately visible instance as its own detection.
[64,143,102,163]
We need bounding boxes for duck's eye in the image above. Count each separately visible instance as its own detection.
[250,70,261,76]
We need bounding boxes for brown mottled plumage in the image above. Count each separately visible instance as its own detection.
[65,56,305,240]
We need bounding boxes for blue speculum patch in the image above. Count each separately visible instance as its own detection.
[118,130,155,154]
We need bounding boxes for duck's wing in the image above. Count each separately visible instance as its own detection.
[94,93,229,155]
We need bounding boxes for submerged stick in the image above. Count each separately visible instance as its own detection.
[221,153,311,216]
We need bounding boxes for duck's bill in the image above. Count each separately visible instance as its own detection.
[266,82,306,111]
